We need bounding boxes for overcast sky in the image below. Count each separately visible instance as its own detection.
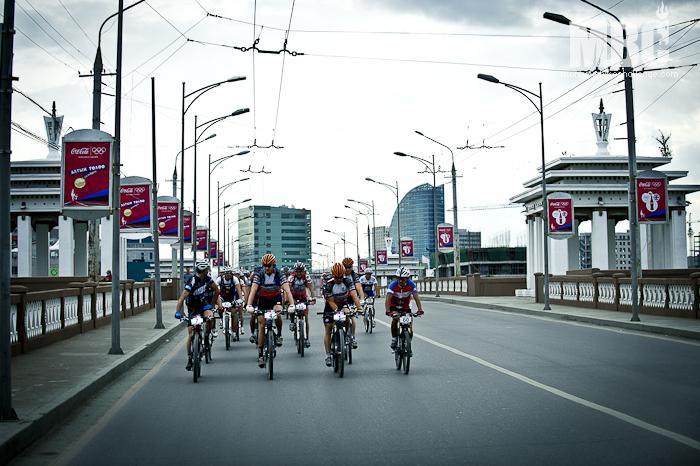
[9,0,700,266]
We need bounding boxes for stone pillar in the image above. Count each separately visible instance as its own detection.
[591,210,613,270]
[17,215,33,277]
[549,219,580,275]
[670,209,687,269]
[58,216,75,276]
[100,216,112,275]
[35,223,50,276]
[74,222,88,276]
[171,244,179,278]
[526,216,535,290]
[120,236,128,281]
[640,223,668,270]
[533,215,543,274]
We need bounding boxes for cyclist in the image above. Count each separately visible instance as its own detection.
[341,257,363,348]
[323,263,362,367]
[385,266,424,350]
[216,266,244,336]
[287,261,316,348]
[175,261,221,371]
[246,254,295,368]
[359,268,379,327]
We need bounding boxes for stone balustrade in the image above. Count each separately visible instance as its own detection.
[378,274,526,297]
[535,272,700,319]
[10,280,155,356]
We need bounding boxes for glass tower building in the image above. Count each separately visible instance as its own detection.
[238,205,311,270]
[388,183,445,259]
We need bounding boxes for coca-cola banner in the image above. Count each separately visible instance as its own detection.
[547,192,574,238]
[196,229,208,251]
[359,259,369,272]
[400,238,414,258]
[157,201,179,238]
[637,171,668,224]
[119,179,151,232]
[376,249,388,265]
[61,129,113,217]
[437,224,454,253]
[183,211,193,242]
[209,240,218,259]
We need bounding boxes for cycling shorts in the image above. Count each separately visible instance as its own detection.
[257,295,281,312]
[363,289,375,297]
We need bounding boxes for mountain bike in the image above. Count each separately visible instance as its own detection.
[258,309,280,380]
[181,313,209,383]
[393,312,419,375]
[221,301,234,350]
[319,307,348,377]
[291,302,309,357]
[345,307,358,365]
[363,297,375,334]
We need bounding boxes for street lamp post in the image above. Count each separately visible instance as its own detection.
[366,178,401,265]
[316,241,336,263]
[477,73,550,311]
[179,77,246,285]
[395,151,440,295]
[415,130,460,277]
[324,229,350,258]
[345,205,371,267]
[216,179,250,270]
[335,216,360,271]
[544,0,640,320]
[348,199,376,267]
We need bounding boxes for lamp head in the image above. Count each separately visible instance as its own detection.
[543,12,571,26]
[365,177,375,182]
[236,150,251,156]
[227,76,246,82]
[394,151,409,157]
[477,73,500,84]
[205,133,217,140]
[414,130,424,136]
[241,198,252,203]
[232,108,250,117]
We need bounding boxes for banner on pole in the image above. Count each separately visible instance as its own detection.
[359,259,369,272]
[547,192,575,238]
[209,240,218,259]
[61,129,113,219]
[637,171,669,224]
[119,177,151,232]
[376,249,388,265]
[400,238,414,257]
[196,228,208,251]
[157,197,180,238]
[183,211,193,242]
[437,224,454,253]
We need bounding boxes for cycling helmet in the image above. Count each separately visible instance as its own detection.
[342,257,354,267]
[281,266,289,275]
[364,268,373,275]
[222,266,232,274]
[261,254,276,266]
[395,266,411,278]
[294,261,306,272]
[331,263,345,278]
[195,261,210,273]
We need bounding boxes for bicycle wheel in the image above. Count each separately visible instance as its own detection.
[364,311,369,333]
[298,317,305,357]
[204,331,211,364]
[192,333,200,383]
[331,330,338,373]
[233,312,240,342]
[404,332,411,375]
[224,314,231,350]
[395,333,402,371]
[369,307,374,334]
[347,331,353,365]
[267,331,275,380]
[336,329,345,378]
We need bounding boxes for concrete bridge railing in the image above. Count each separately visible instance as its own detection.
[378,274,526,298]
[9,280,157,356]
[534,272,700,319]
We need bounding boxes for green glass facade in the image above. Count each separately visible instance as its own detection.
[238,205,311,270]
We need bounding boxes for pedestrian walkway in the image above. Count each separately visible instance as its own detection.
[421,295,700,341]
[0,301,183,464]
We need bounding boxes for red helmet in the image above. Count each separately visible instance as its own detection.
[261,254,276,266]
[331,263,345,278]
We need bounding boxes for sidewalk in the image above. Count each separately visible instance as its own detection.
[421,295,700,341]
[0,301,184,464]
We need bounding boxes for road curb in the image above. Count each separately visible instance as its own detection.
[0,322,185,464]
[421,296,700,341]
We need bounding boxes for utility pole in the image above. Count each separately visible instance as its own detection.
[0,0,19,421]
[151,77,164,329]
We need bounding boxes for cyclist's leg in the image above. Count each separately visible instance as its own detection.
[274,304,283,345]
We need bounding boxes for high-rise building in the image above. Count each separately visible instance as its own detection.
[238,205,311,270]
[388,183,445,258]
[579,232,630,270]
[372,226,389,254]
[457,229,481,250]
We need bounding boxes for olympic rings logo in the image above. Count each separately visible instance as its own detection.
[91,146,107,155]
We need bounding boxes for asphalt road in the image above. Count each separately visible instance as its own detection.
[14,299,700,465]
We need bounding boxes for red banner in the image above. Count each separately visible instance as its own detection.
[376,249,388,265]
[63,140,111,208]
[119,183,151,231]
[437,224,454,253]
[547,195,574,236]
[157,202,179,237]
[183,213,193,242]
[196,229,208,251]
[359,259,369,272]
[637,173,668,223]
[209,240,218,258]
[400,239,414,257]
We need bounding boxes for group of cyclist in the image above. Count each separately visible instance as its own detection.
[175,253,424,372]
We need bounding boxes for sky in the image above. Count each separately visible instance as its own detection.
[8,0,700,268]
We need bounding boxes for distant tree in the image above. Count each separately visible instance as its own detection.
[654,130,672,157]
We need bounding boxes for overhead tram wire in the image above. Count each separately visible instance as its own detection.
[15,1,89,69]
[251,0,259,167]
[633,65,696,119]
[57,0,97,48]
[22,0,93,63]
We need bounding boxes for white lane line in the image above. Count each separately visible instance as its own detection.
[375,318,700,451]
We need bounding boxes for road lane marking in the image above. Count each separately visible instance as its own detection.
[375,318,700,451]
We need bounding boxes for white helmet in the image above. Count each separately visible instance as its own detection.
[222,266,232,274]
[395,266,411,278]
[364,268,373,275]
[196,261,210,273]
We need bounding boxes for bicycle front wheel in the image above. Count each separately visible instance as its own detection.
[192,332,201,383]
[369,307,374,334]
[395,333,402,371]
[403,332,411,375]
[224,314,231,350]
[298,317,305,357]
[267,332,275,380]
[337,329,345,378]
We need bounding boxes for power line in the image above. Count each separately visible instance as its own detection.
[56,0,97,48]
[13,86,51,115]
[635,65,696,118]
[145,1,188,38]
[14,24,79,71]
